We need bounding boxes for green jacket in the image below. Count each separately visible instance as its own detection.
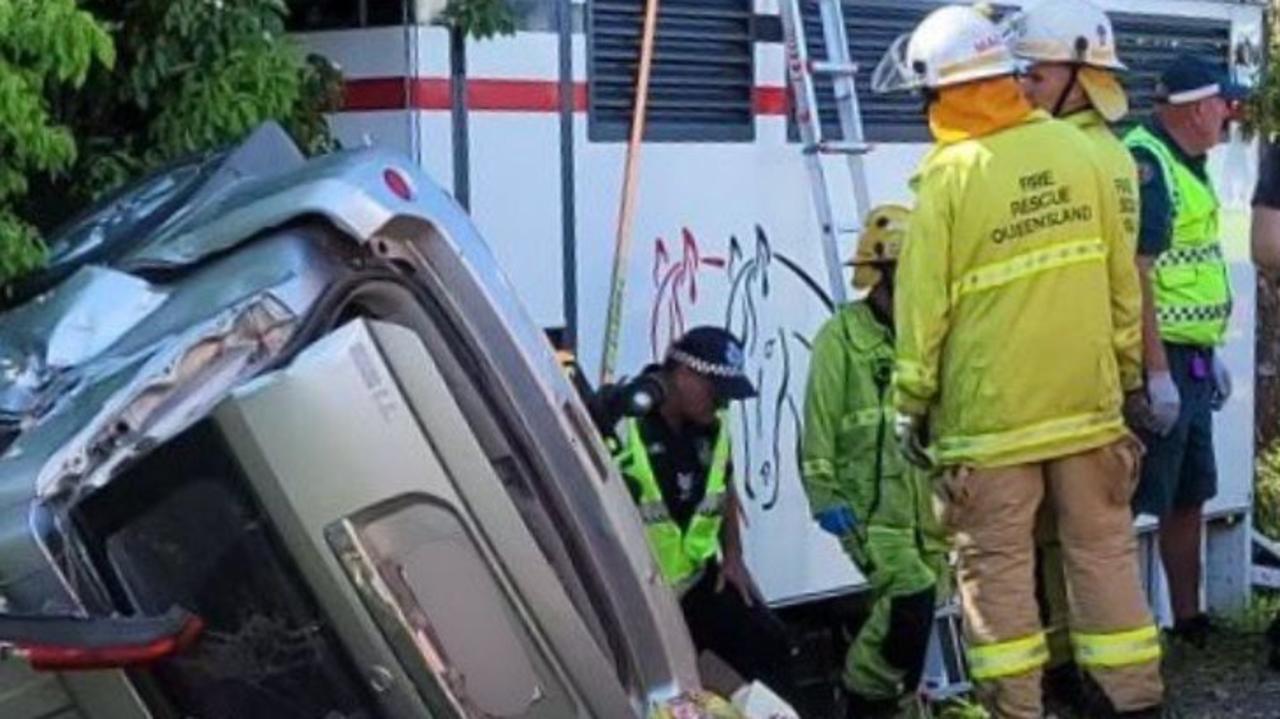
[803,302,920,529]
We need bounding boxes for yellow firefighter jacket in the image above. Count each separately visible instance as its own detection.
[895,110,1141,468]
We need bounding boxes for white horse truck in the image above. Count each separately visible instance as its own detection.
[294,0,1266,706]
[0,1,1265,717]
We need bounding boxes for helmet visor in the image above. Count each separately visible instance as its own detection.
[996,10,1027,47]
[871,33,921,94]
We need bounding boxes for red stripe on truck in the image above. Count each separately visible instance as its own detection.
[344,77,788,116]
[344,77,588,112]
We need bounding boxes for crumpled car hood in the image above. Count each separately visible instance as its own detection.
[0,267,166,424]
[0,121,482,504]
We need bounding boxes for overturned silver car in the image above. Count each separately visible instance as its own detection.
[0,124,707,719]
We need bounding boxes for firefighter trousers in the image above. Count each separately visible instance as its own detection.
[938,440,1163,718]
[1035,500,1072,670]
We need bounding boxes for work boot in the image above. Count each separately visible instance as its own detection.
[1167,613,1214,649]
[844,689,901,719]
[1041,662,1085,715]
[1077,673,1164,718]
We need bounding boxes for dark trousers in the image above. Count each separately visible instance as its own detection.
[680,563,800,703]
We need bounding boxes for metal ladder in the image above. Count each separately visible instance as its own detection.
[778,0,873,306]
[779,1,976,708]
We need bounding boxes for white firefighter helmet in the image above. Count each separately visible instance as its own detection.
[872,5,1018,93]
[1002,0,1126,70]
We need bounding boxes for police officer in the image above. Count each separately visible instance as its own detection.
[591,327,798,703]
[802,205,949,718]
[1125,54,1245,648]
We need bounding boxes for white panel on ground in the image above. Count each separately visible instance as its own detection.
[1206,516,1251,616]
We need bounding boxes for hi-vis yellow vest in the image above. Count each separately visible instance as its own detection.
[613,417,730,591]
[1124,125,1232,347]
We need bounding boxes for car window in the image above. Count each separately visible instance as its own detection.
[6,155,221,306]
[75,421,377,719]
[45,161,209,268]
[342,496,553,717]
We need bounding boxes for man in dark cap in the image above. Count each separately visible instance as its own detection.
[590,326,797,701]
[1124,53,1247,647]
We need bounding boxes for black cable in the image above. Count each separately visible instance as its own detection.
[1052,64,1082,118]
[1052,37,1091,118]
[868,359,892,525]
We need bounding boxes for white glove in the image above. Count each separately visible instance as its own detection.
[1211,355,1232,411]
[1146,370,1181,436]
[894,413,933,470]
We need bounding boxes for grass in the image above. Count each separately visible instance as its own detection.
[919,594,1280,719]
[1256,442,1280,543]
[1221,590,1280,635]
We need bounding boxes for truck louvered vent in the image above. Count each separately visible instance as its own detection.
[804,3,1232,142]
[588,0,755,142]
[1110,12,1232,126]
[800,0,972,143]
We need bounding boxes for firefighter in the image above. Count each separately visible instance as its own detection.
[801,204,949,718]
[1004,0,1157,707]
[1124,53,1245,648]
[589,327,799,703]
[884,5,1161,717]
[1252,136,1280,672]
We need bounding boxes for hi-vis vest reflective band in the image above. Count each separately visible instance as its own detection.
[1124,125,1232,347]
[613,416,731,591]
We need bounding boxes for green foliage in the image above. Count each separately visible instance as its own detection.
[1221,590,1280,635]
[442,0,516,40]
[131,0,304,156]
[0,0,114,279]
[1257,439,1280,541]
[1246,64,1280,142]
[7,0,343,243]
[69,0,340,188]
[1244,15,1279,141]
[291,53,346,156]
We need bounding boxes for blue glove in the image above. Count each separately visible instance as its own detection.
[816,506,859,538]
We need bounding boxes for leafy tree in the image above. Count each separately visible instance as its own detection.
[35,0,342,220]
[0,0,113,279]
[441,0,516,39]
[1,0,516,284]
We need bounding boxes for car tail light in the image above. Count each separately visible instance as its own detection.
[0,606,205,671]
[384,168,414,201]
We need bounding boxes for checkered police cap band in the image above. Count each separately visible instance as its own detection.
[666,348,748,380]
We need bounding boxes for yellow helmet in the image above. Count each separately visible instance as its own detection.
[849,204,910,291]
